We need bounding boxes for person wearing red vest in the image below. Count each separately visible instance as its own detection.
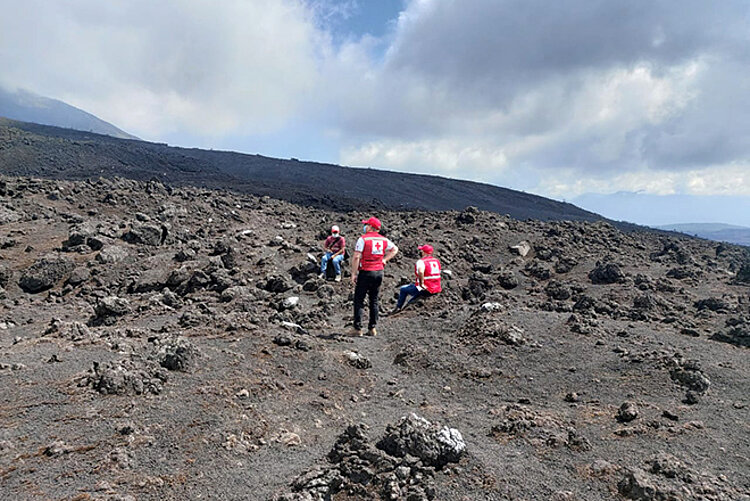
[350,216,398,336]
[392,244,442,312]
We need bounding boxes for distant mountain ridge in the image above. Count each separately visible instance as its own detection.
[0,117,606,223]
[655,223,750,247]
[0,87,138,140]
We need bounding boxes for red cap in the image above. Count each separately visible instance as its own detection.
[418,244,434,254]
[361,216,381,229]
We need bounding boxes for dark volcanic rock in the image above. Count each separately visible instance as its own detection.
[616,402,639,422]
[2,173,750,501]
[0,264,11,288]
[84,359,168,395]
[277,415,464,501]
[152,335,198,372]
[129,268,170,294]
[462,274,490,301]
[619,453,748,500]
[65,266,90,286]
[497,270,519,290]
[666,266,698,280]
[122,222,166,246]
[18,254,75,293]
[669,359,710,394]
[456,206,478,225]
[459,308,526,346]
[96,245,129,264]
[92,296,131,326]
[489,404,591,452]
[588,261,625,284]
[524,261,552,280]
[376,413,466,468]
[63,221,103,251]
[261,275,294,293]
[554,256,578,274]
[545,280,572,300]
[711,318,750,348]
[694,297,730,313]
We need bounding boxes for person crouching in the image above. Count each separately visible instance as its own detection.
[393,244,441,313]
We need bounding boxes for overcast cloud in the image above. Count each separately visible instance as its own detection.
[2,0,750,204]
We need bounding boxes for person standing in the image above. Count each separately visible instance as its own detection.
[319,225,346,282]
[350,217,398,336]
[392,244,442,313]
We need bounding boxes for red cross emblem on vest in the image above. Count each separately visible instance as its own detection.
[374,241,382,251]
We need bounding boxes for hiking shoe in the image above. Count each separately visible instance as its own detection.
[347,328,363,337]
[367,327,377,337]
[335,274,341,282]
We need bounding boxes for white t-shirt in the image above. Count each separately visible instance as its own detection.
[415,259,426,274]
[355,236,395,253]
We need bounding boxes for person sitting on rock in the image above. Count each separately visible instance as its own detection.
[319,225,346,282]
[392,244,442,313]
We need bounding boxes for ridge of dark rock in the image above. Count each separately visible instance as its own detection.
[0,117,604,222]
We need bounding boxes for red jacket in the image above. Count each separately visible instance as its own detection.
[359,232,390,271]
[416,256,442,294]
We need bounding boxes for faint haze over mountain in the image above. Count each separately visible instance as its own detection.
[654,223,750,247]
[572,192,750,228]
[0,86,137,140]
[1,0,749,227]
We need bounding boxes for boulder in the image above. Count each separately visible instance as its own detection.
[129,268,170,294]
[122,223,166,246]
[497,270,519,290]
[711,318,750,348]
[92,296,131,325]
[18,254,75,293]
[96,245,129,264]
[376,413,466,468]
[0,264,11,288]
[85,359,167,396]
[616,401,639,422]
[63,221,103,251]
[509,241,531,257]
[66,267,91,286]
[694,297,730,313]
[261,275,294,293]
[153,336,198,372]
[589,262,625,284]
[545,280,571,300]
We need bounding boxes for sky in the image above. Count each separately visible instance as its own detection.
[2,0,750,226]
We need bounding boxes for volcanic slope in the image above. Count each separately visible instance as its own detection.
[0,118,603,221]
[0,175,749,500]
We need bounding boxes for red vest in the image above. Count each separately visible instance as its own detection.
[416,256,442,294]
[359,232,389,271]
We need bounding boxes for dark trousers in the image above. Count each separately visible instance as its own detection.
[353,270,383,330]
[396,284,432,309]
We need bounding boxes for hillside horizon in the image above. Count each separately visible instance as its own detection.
[0,117,608,225]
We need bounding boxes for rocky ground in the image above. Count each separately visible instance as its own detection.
[0,175,748,501]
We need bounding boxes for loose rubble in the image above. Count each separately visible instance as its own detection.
[0,174,748,500]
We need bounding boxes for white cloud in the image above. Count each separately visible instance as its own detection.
[0,0,324,138]
[329,0,750,198]
[2,0,750,203]
[539,163,750,198]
